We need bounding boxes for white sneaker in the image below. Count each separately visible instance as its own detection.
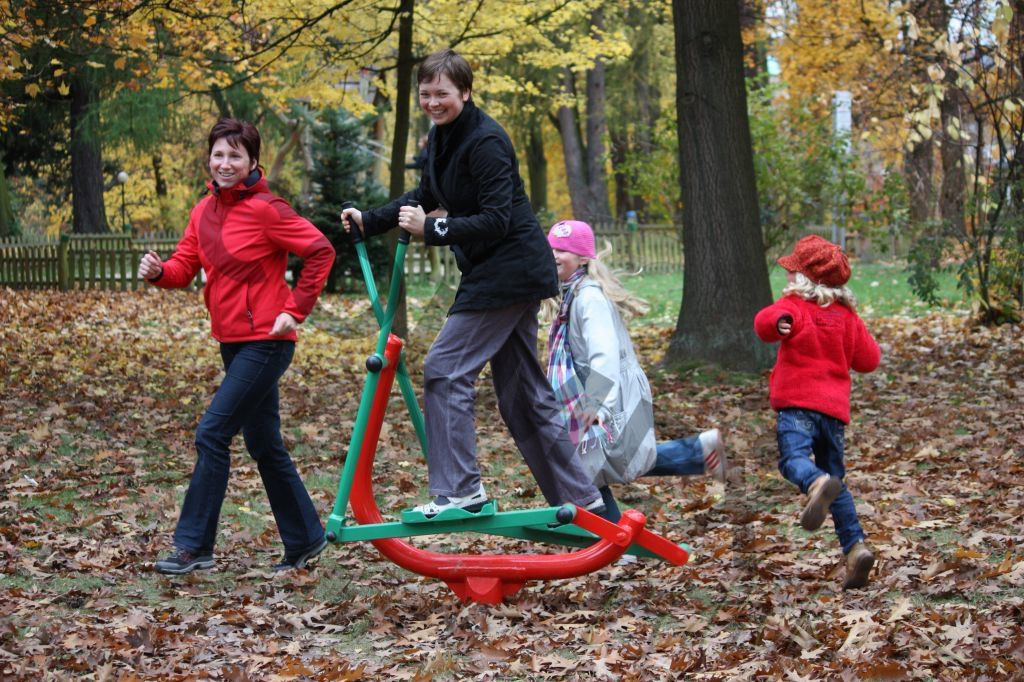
[412,483,489,518]
[699,429,727,483]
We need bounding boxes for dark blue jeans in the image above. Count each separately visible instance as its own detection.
[776,408,865,553]
[598,437,706,523]
[173,341,324,557]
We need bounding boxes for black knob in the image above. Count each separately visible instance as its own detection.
[325,531,336,543]
[366,355,383,372]
[555,507,574,525]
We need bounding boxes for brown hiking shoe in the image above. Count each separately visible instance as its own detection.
[842,541,875,589]
[800,475,842,531]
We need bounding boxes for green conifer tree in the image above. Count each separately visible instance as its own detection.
[303,108,389,293]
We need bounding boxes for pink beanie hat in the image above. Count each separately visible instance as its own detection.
[547,220,596,259]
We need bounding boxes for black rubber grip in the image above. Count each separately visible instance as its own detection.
[341,201,362,244]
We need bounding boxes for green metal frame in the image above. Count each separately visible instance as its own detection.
[327,229,674,560]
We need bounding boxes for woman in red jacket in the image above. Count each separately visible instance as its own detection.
[138,118,335,574]
[755,236,881,590]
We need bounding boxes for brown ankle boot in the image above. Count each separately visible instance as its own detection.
[800,475,842,531]
[842,542,875,589]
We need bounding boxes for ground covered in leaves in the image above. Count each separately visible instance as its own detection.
[1,287,1022,680]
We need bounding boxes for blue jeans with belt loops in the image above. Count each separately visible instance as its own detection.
[172,340,325,558]
[776,408,865,554]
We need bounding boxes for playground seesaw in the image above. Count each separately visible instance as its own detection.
[324,206,692,604]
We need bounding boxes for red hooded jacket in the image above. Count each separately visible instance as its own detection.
[150,172,335,342]
[754,295,881,423]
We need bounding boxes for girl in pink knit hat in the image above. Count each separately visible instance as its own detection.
[754,235,881,589]
[545,220,727,523]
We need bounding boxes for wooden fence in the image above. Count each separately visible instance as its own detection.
[0,233,194,291]
[0,223,684,292]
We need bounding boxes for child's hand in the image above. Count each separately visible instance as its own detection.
[777,315,793,336]
[580,409,605,431]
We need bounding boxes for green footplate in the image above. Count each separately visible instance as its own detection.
[402,501,498,524]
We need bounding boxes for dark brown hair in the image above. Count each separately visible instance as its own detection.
[417,48,473,94]
[207,117,261,164]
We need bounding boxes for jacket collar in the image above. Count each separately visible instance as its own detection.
[207,168,268,204]
[434,98,480,148]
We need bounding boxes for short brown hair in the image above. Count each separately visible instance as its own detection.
[417,48,473,94]
[207,117,261,164]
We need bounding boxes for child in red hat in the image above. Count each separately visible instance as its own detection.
[754,235,881,589]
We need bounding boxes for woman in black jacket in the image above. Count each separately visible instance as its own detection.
[343,48,603,518]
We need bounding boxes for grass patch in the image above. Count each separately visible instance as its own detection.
[414,261,964,329]
[615,261,962,327]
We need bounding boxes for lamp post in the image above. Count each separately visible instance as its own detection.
[116,170,129,233]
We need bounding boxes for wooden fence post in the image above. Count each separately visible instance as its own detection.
[58,235,69,291]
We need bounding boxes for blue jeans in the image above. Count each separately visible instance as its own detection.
[776,408,865,553]
[598,437,706,523]
[173,341,325,557]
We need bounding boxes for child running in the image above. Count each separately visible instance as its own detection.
[545,220,726,522]
[754,235,881,589]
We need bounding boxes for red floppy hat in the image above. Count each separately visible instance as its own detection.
[777,235,851,287]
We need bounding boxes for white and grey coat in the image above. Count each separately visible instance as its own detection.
[565,278,657,487]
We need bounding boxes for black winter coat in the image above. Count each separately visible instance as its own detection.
[362,99,558,313]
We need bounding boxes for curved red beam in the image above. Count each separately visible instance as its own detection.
[345,334,641,602]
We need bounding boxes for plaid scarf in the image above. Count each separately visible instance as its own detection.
[547,269,617,455]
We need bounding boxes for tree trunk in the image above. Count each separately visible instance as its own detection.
[904,138,934,228]
[525,114,548,214]
[70,72,109,234]
[936,1,965,239]
[667,0,774,372]
[385,0,415,338]
[737,0,768,84]
[904,0,943,234]
[0,153,14,237]
[584,8,613,221]
[938,87,966,239]
[609,126,631,218]
[630,6,659,219]
[152,153,167,197]
[268,122,302,183]
[554,67,590,220]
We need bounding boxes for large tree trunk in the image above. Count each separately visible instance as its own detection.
[584,8,613,221]
[69,72,109,234]
[384,0,415,338]
[554,67,590,220]
[666,0,774,372]
[524,114,548,214]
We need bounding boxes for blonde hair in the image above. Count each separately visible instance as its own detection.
[782,271,858,309]
[585,244,650,318]
[542,242,649,322]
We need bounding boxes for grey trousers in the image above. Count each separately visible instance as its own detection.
[422,301,602,507]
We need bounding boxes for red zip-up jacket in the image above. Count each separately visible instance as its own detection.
[150,171,335,342]
[754,295,881,423]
